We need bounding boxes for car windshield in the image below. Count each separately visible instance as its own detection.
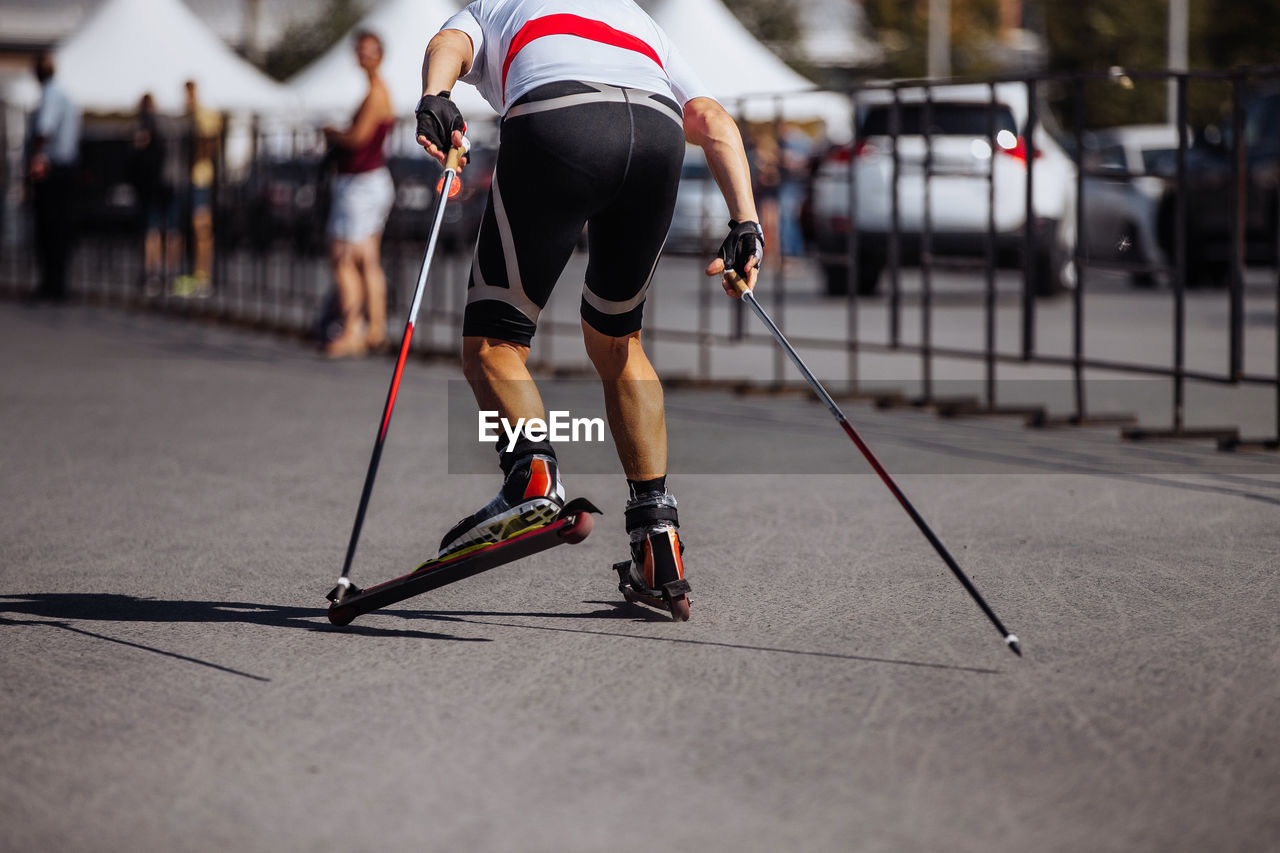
[1245,93,1277,149]
[860,103,1017,137]
[1141,148,1176,175]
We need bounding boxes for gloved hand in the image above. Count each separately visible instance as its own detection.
[415,92,466,158]
[715,219,765,279]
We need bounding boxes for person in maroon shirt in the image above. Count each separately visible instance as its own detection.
[322,30,397,357]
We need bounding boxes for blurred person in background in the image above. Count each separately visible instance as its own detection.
[173,80,220,297]
[320,29,396,358]
[777,122,812,258]
[130,93,180,297]
[746,128,781,268]
[25,51,81,303]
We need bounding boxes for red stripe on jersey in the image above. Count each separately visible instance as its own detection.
[501,13,666,100]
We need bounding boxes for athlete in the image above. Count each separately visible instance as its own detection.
[415,0,763,615]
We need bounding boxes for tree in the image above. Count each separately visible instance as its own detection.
[1043,0,1280,129]
[722,0,813,76]
[862,0,1009,78]
[261,0,368,82]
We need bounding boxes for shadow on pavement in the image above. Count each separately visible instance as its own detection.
[0,593,491,683]
[0,594,997,676]
[398,601,1001,675]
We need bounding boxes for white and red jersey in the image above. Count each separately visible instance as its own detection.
[441,0,712,115]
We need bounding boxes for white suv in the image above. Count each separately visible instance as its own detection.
[808,82,1076,295]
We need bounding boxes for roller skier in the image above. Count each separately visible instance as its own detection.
[415,0,763,619]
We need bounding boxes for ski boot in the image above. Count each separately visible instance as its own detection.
[613,491,691,621]
[438,454,565,558]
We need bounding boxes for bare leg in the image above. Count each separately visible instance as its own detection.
[582,322,667,481]
[436,336,562,557]
[356,232,388,348]
[326,240,367,356]
[462,336,547,423]
[143,228,162,277]
[164,228,183,278]
[192,206,214,281]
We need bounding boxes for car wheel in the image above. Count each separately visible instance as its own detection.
[1032,240,1069,296]
[1188,255,1230,289]
[856,255,884,296]
[1119,224,1158,288]
[822,262,848,296]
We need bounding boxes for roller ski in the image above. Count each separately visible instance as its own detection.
[327,497,599,626]
[613,489,691,622]
[329,453,591,626]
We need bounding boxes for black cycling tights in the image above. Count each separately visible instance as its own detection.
[462,80,686,346]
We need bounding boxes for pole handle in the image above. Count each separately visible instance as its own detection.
[444,145,464,173]
[724,269,752,299]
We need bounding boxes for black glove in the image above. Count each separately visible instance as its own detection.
[415,92,465,152]
[716,220,765,278]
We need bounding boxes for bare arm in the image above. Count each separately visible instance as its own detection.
[416,29,475,164]
[683,97,761,293]
[683,97,759,224]
[326,83,392,149]
[421,29,474,98]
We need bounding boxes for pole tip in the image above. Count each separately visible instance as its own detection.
[1005,634,1022,656]
[326,576,353,604]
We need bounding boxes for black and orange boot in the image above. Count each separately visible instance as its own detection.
[437,453,565,558]
[614,490,691,621]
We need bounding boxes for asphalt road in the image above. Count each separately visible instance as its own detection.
[2,301,1278,852]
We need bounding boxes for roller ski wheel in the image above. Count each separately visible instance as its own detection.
[614,528,691,622]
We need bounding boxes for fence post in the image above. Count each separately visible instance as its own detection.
[1022,78,1037,360]
[1173,73,1189,432]
[1071,75,1087,422]
[889,87,902,348]
[1229,70,1247,382]
[772,95,786,387]
[846,84,860,393]
[921,86,934,403]
[985,82,998,408]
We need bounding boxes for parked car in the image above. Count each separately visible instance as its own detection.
[244,156,327,252]
[76,131,140,236]
[1079,124,1178,287]
[1156,87,1279,287]
[666,146,731,255]
[808,82,1076,295]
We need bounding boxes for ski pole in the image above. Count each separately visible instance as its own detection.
[725,271,1021,656]
[331,145,465,602]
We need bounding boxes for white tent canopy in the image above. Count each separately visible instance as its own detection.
[6,0,295,114]
[287,0,494,121]
[644,0,852,138]
[797,0,884,69]
[291,0,846,133]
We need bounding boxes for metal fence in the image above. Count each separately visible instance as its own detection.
[795,66,1280,450]
[3,66,1278,450]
